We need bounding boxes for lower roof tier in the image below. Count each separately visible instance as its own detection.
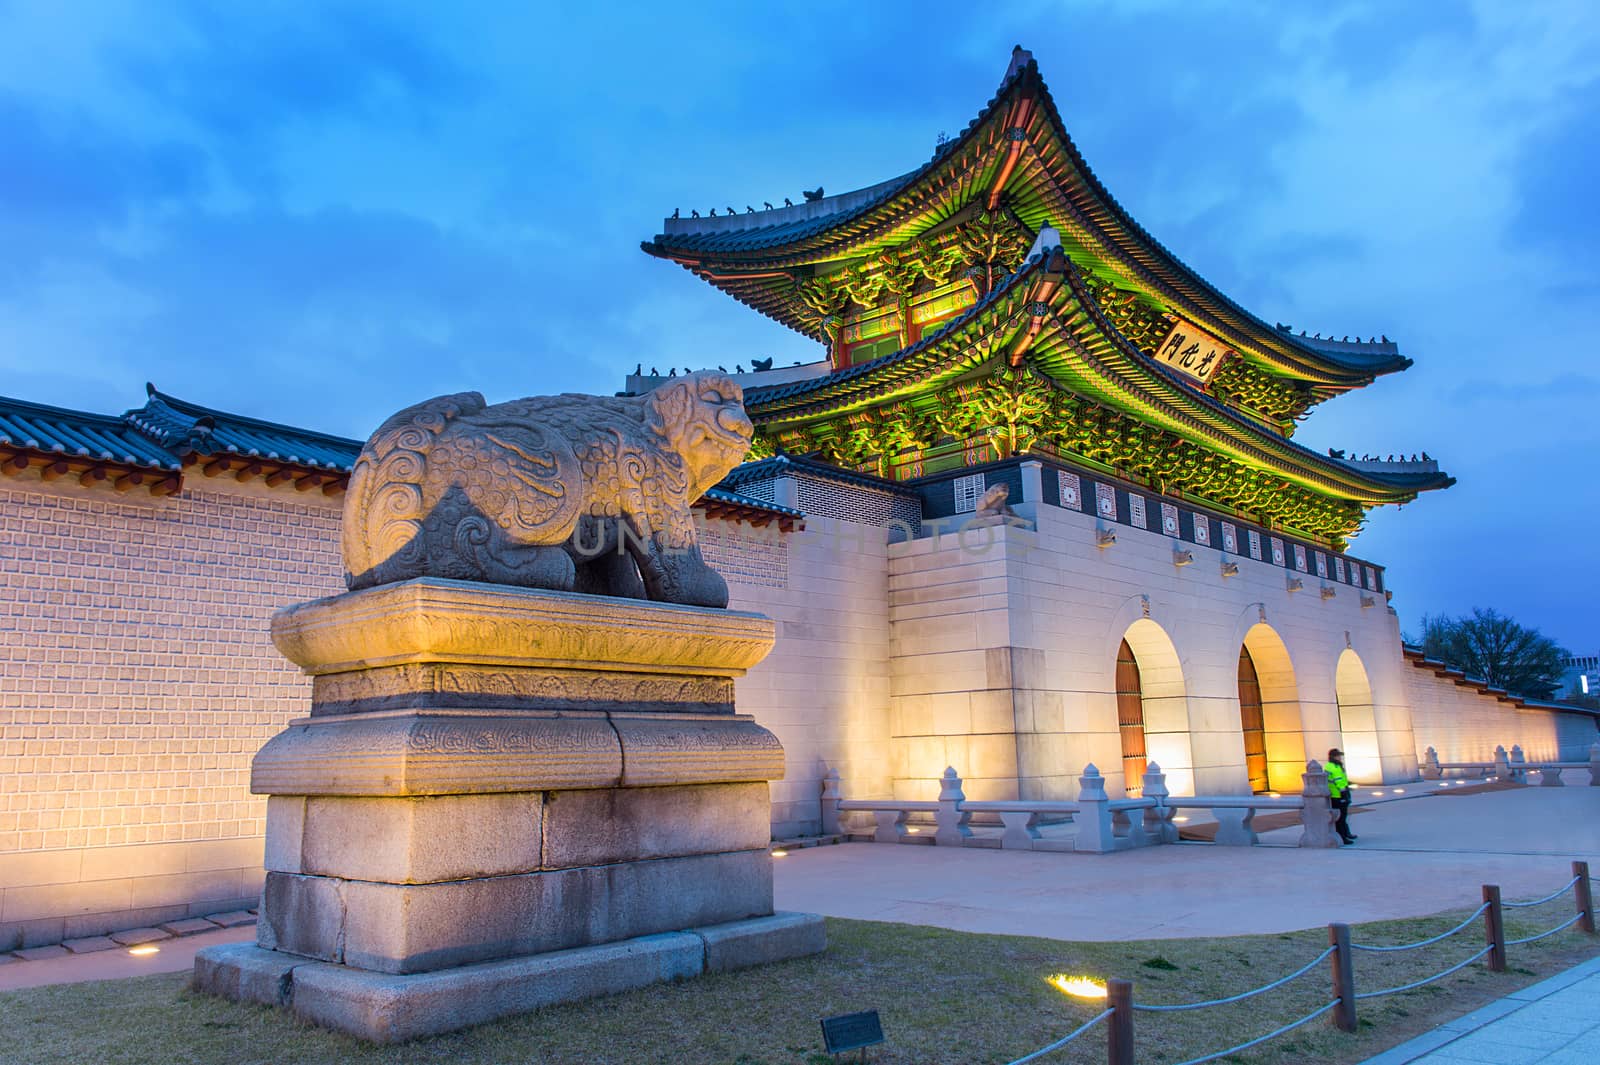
[738,246,1451,549]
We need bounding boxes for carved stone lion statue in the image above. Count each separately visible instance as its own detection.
[341,372,754,608]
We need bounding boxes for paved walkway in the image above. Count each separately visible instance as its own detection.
[774,785,1600,940]
[1360,955,1600,1064]
[0,925,253,992]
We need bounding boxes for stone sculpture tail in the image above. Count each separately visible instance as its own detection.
[342,392,486,589]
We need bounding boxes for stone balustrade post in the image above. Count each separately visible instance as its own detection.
[1540,764,1566,787]
[1420,746,1442,780]
[1073,763,1115,853]
[1299,759,1339,848]
[934,767,971,847]
[999,811,1041,850]
[872,809,907,844]
[819,769,841,835]
[1588,743,1600,787]
[1493,745,1511,780]
[1140,761,1177,844]
[1510,745,1526,783]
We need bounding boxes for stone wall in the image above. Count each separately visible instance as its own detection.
[712,513,893,838]
[1403,666,1599,764]
[885,497,1418,801]
[0,478,343,950]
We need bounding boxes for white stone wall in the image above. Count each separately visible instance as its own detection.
[885,499,1419,802]
[0,477,343,949]
[710,514,893,837]
[1403,666,1599,764]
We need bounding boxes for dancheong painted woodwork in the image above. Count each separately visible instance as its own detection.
[643,46,1452,549]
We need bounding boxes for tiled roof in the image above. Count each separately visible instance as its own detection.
[721,453,909,495]
[740,247,1452,503]
[133,385,360,471]
[1402,645,1599,717]
[643,51,1410,390]
[0,395,181,470]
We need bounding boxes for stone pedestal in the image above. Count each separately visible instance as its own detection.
[195,577,824,1041]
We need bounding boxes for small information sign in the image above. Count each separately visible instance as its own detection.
[821,1010,885,1056]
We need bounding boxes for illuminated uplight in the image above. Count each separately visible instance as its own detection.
[1394,788,1406,794]
[771,849,789,858]
[1172,816,1190,823]
[907,827,920,834]
[1371,791,1385,797]
[1048,974,1107,999]
[128,946,160,957]
[1266,792,1281,798]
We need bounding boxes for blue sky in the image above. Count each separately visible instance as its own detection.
[1,1,1596,650]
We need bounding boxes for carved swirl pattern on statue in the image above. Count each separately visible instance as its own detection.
[341,373,753,607]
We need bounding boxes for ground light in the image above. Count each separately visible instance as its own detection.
[1047,974,1107,999]
[128,946,160,956]
[771,849,788,858]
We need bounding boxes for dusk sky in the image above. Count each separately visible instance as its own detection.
[2,1,1596,649]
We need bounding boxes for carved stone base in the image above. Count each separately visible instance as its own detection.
[196,580,822,1038]
[195,912,827,1043]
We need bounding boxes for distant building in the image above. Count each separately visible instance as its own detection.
[1562,654,1600,699]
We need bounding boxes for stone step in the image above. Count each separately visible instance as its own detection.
[62,936,120,954]
[110,928,171,947]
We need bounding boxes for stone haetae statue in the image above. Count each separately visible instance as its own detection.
[342,372,753,607]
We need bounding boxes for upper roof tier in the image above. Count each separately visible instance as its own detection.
[642,47,1410,410]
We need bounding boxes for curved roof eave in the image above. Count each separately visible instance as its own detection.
[643,56,1411,386]
[748,250,1449,504]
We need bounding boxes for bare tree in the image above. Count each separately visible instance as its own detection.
[1411,608,1570,699]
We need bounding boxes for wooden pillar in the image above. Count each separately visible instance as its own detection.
[1575,861,1595,935]
[1483,885,1507,972]
[1106,978,1134,1065]
[1329,922,1357,1032]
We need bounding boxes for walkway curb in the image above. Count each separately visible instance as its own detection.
[1357,953,1600,1064]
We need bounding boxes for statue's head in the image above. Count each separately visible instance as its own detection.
[646,371,755,496]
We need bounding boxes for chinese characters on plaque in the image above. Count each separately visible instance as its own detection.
[1153,318,1233,386]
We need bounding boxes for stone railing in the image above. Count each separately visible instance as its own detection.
[1419,743,1600,786]
[821,760,1341,853]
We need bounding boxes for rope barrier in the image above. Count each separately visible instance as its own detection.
[1002,1007,1114,1065]
[1506,912,1584,946]
[1351,902,1490,952]
[1131,946,1335,1012]
[1354,946,1493,1000]
[1165,1000,1340,1065]
[1504,876,1581,908]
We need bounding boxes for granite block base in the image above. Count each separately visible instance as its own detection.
[194,912,825,1042]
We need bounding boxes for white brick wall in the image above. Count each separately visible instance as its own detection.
[0,478,343,948]
[1404,667,1599,764]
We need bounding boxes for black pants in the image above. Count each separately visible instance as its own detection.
[1334,796,1353,841]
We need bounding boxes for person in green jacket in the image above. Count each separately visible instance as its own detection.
[1326,748,1357,845]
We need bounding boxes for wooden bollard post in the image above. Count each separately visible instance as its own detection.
[1483,885,1507,972]
[1107,977,1134,1065]
[1575,861,1595,935]
[1329,922,1357,1032]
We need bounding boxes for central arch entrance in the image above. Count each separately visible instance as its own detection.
[1112,617,1193,796]
[1237,623,1306,793]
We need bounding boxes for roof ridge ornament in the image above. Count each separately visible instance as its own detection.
[1004,44,1034,83]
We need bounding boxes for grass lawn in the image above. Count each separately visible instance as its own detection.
[2,899,1596,1065]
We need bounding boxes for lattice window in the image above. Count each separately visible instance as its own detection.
[952,473,985,514]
